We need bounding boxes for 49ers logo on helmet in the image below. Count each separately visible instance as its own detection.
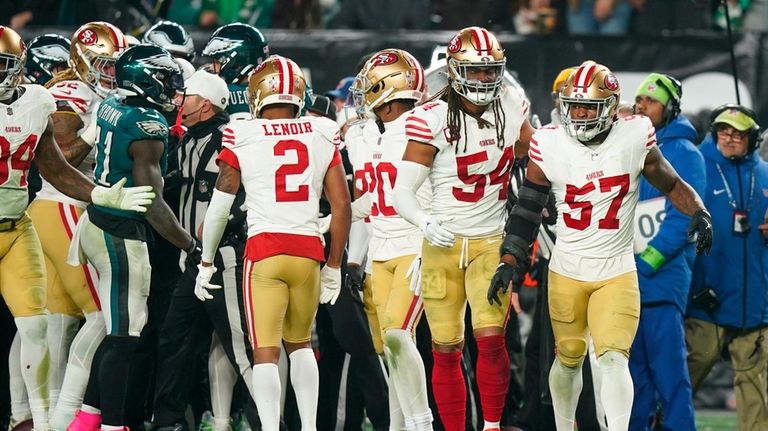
[448,35,462,53]
[372,52,398,66]
[78,29,97,45]
[604,73,619,91]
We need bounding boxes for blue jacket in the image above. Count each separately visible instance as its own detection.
[686,137,768,329]
[636,115,706,312]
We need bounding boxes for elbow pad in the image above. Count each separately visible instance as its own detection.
[202,189,236,263]
[393,160,430,228]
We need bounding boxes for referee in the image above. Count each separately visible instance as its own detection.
[151,70,254,431]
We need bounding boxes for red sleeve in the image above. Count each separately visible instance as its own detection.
[328,147,342,169]
[217,146,240,171]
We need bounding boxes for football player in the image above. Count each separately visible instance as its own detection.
[392,27,534,431]
[347,48,434,430]
[196,55,351,431]
[24,22,129,430]
[66,44,195,431]
[0,26,154,431]
[25,33,70,85]
[143,20,195,62]
[487,62,713,431]
[202,23,269,119]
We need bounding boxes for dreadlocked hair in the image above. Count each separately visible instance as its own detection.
[443,87,507,153]
[45,68,80,88]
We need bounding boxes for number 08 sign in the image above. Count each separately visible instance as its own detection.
[633,197,666,253]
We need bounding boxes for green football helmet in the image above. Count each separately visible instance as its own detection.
[26,34,70,85]
[116,44,183,112]
[143,20,195,61]
[202,23,269,84]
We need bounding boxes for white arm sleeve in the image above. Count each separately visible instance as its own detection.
[351,193,372,223]
[347,220,369,265]
[393,160,430,229]
[202,189,236,263]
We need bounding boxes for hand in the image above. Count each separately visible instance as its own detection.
[318,215,332,234]
[687,209,713,255]
[320,265,342,305]
[195,263,221,301]
[91,178,155,212]
[405,254,422,296]
[185,238,202,268]
[487,261,524,306]
[78,111,98,147]
[419,216,455,248]
[345,263,365,292]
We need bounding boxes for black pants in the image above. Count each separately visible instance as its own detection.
[152,245,253,428]
[316,266,389,431]
[514,265,603,431]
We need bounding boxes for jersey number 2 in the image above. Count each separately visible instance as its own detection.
[564,174,629,231]
[0,135,38,187]
[274,139,309,202]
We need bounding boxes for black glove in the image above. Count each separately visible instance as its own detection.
[687,209,713,255]
[487,261,525,306]
[185,238,203,268]
[345,263,365,292]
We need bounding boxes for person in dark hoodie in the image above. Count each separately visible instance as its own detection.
[686,105,768,431]
[629,73,705,431]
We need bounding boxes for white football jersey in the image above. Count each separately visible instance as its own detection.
[0,85,56,219]
[36,80,100,207]
[347,115,432,261]
[404,86,527,237]
[219,116,341,239]
[530,115,657,281]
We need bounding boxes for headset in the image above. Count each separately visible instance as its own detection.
[653,73,682,126]
[710,103,762,154]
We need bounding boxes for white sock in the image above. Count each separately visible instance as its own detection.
[47,313,80,409]
[483,420,500,430]
[209,336,236,427]
[102,425,123,431]
[213,416,231,431]
[289,349,318,431]
[383,330,431,428]
[386,368,406,430]
[548,358,583,431]
[598,351,634,431]
[9,333,31,423]
[252,363,281,431]
[16,316,50,430]
[50,312,105,430]
[81,404,100,415]
[409,410,434,431]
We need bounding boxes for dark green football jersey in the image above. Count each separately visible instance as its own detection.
[93,96,169,218]
[227,83,250,116]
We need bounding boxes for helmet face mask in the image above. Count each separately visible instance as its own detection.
[351,49,424,120]
[70,22,128,98]
[0,27,26,100]
[247,55,306,117]
[446,27,506,106]
[559,62,620,142]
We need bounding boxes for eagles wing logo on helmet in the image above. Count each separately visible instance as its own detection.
[203,37,243,55]
[31,45,69,61]
[78,30,97,45]
[136,53,178,71]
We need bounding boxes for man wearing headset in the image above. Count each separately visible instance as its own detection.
[630,73,706,430]
[685,104,768,430]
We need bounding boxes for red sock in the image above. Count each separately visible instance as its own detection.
[431,350,466,431]
[475,334,510,423]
